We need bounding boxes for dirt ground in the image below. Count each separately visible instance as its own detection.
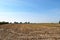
[0,24,60,40]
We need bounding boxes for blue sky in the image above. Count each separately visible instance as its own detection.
[0,0,60,23]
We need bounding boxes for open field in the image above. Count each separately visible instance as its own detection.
[0,23,60,40]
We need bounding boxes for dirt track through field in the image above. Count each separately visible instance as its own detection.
[0,24,60,40]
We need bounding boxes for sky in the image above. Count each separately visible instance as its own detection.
[0,0,60,23]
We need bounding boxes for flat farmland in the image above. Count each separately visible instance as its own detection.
[0,23,60,40]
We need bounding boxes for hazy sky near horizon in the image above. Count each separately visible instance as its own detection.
[0,0,60,23]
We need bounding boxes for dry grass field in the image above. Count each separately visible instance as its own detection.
[0,23,60,40]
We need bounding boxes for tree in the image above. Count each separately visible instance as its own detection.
[20,22,22,24]
[24,22,30,24]
[0,21,9,25]
[59,21,60,24]
[24,22,28,24]
[14,22,18,24]
[27,22,30,24]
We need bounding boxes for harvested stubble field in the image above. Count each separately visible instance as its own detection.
[0,23,60,40]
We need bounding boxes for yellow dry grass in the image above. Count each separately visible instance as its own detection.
[0,23,60,40]
[0,23,60,28]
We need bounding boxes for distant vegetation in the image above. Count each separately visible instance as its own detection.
[14,22,19,24]
[0,21,60,25]
[0,21,9,25]
[59,21,60,24]
[24,22,30,24]
[0,21,30,25]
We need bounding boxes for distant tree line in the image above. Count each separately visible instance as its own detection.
[0,21,9,25]
[0,21,60,25]
[14,22,30,24]
[0,21,30,25]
